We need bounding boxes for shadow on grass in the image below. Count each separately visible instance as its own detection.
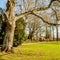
[0,58,5,60]
[0,52,11,60]
[0,55,5,60]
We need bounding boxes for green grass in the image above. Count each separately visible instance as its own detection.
[0,42,60,60]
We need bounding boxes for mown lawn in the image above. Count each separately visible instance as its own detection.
[0,42,60,60]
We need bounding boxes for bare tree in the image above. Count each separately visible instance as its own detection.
[27,15,41,40]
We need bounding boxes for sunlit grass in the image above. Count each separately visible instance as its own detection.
[0,41,60,60]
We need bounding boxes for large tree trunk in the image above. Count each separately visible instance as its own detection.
[1,0,15,52]
[1,21,15,52]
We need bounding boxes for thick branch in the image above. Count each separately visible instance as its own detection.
[15,0,60,21]
[31,12,60,26]
[15,11,31,21]
[51,0,60,2]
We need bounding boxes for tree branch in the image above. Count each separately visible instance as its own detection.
[31,12,60,26]
[15,0,60,21]
[15,11,32,21]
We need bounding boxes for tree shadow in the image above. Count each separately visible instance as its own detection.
[0,52,11,60]
[0,55,5,60]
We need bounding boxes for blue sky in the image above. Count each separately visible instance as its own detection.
[0,0,7,9]
[0,0,50,9]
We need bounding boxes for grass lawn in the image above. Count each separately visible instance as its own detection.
[0,42,60,60]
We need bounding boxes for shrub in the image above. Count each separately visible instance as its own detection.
[13,18,27,47]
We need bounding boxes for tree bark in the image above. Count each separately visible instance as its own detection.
[28,31,34,40]
[46,24,48,39]
[49,26,52,40]
[1,21,15,52]
[52,26,54,41]
[56,24,58,41]
[1,0,15,52]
